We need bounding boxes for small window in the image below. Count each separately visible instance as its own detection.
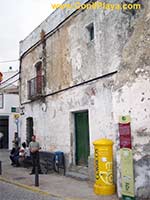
[35,61,42,77]
[35,61,42,94]
[86,23,94,41]
[28,60,44,99]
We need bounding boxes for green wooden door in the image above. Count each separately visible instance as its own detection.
[75,111,90,166]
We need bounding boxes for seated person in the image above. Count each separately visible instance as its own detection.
[19,142,31,167]
[10,141,20,166]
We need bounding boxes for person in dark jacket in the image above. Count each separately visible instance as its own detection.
[10,141,20,166]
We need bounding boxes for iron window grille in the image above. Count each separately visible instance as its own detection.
[28,75,44,100]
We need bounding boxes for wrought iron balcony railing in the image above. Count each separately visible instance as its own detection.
[28,75,44,100]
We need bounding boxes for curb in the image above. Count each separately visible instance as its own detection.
[0,176,58,197]
[0,176,83,200]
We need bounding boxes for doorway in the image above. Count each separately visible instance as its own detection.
[26,117,33,145]
[74,111,90,166]
[0,116,9,149]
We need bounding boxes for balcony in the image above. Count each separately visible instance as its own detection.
[28,75,44,100]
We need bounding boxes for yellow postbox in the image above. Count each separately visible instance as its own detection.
[93,138,115,195]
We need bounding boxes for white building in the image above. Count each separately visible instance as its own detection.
[0,70,19,149]
[19,0,150,199]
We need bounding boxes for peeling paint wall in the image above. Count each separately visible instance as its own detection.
[46,23,72,92]
[20,1,131,103]
[113,0,150,198]
[20,45,43,102]
[19,0,89,56]
[113,78,150,198]
[20,78,114,165]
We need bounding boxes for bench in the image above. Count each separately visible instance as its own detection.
[39,151,66,175]
[20,151,55,171]
[21,151,66,175]
[39,151,55,174]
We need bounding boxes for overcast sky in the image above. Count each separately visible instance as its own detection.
[0,0,64,72]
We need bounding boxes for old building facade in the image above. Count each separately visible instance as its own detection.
[19,0,150,199]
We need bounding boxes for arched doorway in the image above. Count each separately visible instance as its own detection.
[26,117,33,146]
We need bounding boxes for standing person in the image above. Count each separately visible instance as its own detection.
[14,132,20,145]
[29,135,42,174]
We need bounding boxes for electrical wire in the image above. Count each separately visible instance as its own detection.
[0,79,19,90]
[0,72,19,86]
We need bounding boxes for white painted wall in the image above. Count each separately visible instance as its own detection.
[0,94,19,149]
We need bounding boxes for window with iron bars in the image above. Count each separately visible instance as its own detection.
[28,75,44,100]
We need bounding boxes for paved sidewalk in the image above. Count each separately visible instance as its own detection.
[0,149,119,200]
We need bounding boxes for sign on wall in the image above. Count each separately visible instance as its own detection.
[11,107,20,113]
[13,114,20,119]
[120,148,135,200]
[119,116,135,200]
[119,116,132,149]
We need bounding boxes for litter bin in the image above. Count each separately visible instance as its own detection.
[93,138,115,195]
[54,151,65,175]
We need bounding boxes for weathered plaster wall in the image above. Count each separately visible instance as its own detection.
[46,22,72,92]
[20,77,115,164]
[20,3,131,103]
[113,0,150,198]
[19,0,89,56]
[68,6,129,84]
[113,79,150,198]
[19,0,150,199]
[20,45,43,102]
